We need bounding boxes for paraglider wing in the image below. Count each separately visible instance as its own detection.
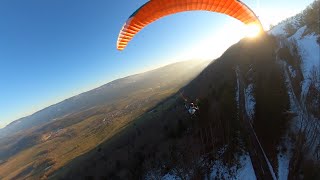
[117,0,262,50]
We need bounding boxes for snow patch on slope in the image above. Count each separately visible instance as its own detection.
[277,23,320,159]
[280,60,304,132]
[145,170,182,180]
[209,154,256,180]
[269,15,301,37]
[162,173,181,180]
[236,155,257,180]
[289,26,320,97]
[244,84,256,121]
[146,151,256,180]
[288,65,297,78]
[269,22,287,36]
[277,138,292,180]
[236,71,240,109]
[278,153,290,180]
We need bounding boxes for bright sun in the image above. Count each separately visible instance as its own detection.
[245,23,262,38]
[179,22,263,60]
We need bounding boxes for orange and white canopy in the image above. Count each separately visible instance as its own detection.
[117,0,262,51]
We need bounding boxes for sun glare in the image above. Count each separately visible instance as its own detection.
[245,23,262,38]
[174,20,265,61]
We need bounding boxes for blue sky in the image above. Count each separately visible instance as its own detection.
[0,0,315,128]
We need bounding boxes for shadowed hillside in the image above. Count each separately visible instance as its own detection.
[50,35,282,179]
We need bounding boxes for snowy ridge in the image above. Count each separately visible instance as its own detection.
[280,56,320,159]
[287,25,320,97]
[272,23,320,100]
[274,11,320,162]
[269,14,302,37]
[292,27,318,104]
[293,27,320,97]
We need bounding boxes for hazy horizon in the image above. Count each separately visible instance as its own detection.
[0,59,210,128]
